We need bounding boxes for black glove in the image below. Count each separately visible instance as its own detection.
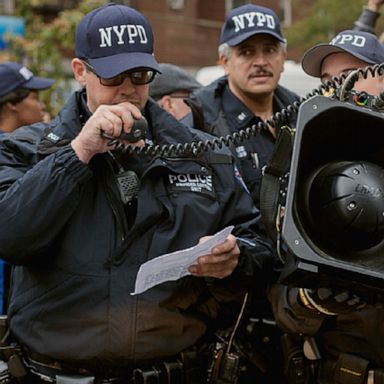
[299,287,366,315]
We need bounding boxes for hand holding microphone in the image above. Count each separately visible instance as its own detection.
[102,116,147,144]
[71,102,147,163]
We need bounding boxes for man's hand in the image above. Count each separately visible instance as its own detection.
[188,234,239,278]
[71,102,145,163]
[367,0,384,12]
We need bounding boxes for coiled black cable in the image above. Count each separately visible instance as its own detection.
[117,63,384,158]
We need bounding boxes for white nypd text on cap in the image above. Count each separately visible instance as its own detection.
[19,67,33,80]
[99,25,148,48]
[331,34,366,48]
[232,12,276,33]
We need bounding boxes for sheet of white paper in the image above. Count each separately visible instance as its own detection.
[131,225,234,295]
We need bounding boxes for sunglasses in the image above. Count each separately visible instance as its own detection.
[82,61,156,86]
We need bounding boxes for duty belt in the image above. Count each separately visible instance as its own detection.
[22,348,206,384]
[24,357,184,384]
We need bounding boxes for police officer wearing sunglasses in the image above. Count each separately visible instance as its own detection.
[0,3,274,383]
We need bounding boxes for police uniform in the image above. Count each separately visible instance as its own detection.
[185,3,300,381]
[0,62,54,318]
[186,76,299,209]
[0,88,274,383]
[267,30,384,384]
[184,77,298,384]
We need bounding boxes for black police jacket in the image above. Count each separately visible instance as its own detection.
[186,76,300,208]
[0,91,274,366]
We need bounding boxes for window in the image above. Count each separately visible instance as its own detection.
[281,0,292,26]
[168,0,185,11]
[0,0,15,14]
[225,0,249,14]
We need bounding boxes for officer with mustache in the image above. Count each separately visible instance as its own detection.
[185,4,300,383]
[186,4,300,209]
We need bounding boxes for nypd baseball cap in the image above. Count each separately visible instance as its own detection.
[302,30,384,77]
[75,2,160,78]
[0,62,54,98]
[220,4,286,46]
[149,63,201,99]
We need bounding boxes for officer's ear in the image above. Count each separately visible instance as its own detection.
[72,58,87,86]
[279,43,287,74]
[220,55,230,76]
[157,95,173,113]
[4,102,17,112]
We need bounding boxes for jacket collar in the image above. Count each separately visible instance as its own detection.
[49,91,196,148]
[144,98,196,146]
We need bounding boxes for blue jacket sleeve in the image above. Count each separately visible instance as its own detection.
[0,134,92,265]
[354,6,381,34]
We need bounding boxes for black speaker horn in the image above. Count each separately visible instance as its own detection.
[280,94,384,301]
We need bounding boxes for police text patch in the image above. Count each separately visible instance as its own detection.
[167,171,215,198]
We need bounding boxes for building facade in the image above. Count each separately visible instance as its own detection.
[138,0,290,67]
[3,0,292,68]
